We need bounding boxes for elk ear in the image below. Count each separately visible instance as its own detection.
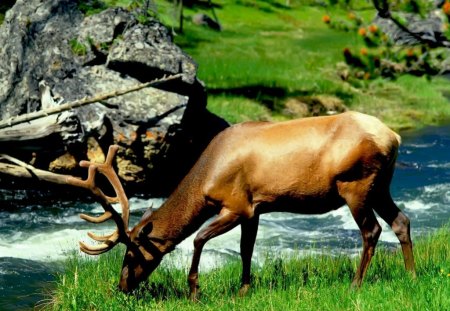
[142,204,153,220]
[138,204,154,239]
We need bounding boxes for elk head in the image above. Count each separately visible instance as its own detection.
[66,145,160,293]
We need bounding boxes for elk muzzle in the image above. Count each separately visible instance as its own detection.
[118,247,161,293]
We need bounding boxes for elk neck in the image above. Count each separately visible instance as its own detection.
[135,166,218,256]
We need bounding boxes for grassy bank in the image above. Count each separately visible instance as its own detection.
[169,1,450,130]
[101,0,450,130]
[2,1,450,129]
[44,224,450,310]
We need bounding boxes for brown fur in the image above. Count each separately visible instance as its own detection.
[119,111,415,299]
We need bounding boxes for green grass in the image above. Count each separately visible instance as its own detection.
[4,0,449,129]
[0,0,15,24]
[43,224,450,310]
[169,0,450,130]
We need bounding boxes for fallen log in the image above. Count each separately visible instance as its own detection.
[0,112,78,142]
[0,158,71,185]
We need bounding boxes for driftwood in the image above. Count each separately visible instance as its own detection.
[0,112,77,142]
[0,155,73,185]
[0,73,183,130]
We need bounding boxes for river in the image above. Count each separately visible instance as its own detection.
[0,124,449,310]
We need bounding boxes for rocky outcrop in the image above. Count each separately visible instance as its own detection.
[0,0,228,196]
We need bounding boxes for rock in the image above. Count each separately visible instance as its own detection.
[49,152,77,173]
[192,13,221,31]
[283,96,347,118]
[107,22,198,84]
[86,137,105,164]
[0,0,229,197]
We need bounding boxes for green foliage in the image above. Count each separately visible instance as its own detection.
[4,0,449,131]
[393,0,433,16]
[324,8,450,82]
[326,0,352,9]
[207,95,272,123]
[44,224,450,310]
[77,0,107,16]
[69,38,88,56]
[170,1,450,130]
[0,0,15,24]
[128,0,160,24]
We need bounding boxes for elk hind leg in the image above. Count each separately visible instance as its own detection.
[350,206,382,288]
[238,215,259,297]
[341,182,382,288]
[373,194,416,276]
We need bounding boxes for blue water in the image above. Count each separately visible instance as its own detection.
[0,124,449,310]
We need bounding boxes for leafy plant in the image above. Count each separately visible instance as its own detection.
[77,0,107,16]
[69,38,88,56]
[323,4,450,83]
[129,0,159,24]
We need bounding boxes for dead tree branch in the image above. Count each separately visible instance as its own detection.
[0,156,75,185]
[372,0,450,48]
[0,73,184,130]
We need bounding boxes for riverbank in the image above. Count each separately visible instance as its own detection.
[43,223,450,311]
[167,1,450,131]
[91,2,445,130]
[2,1,450,131]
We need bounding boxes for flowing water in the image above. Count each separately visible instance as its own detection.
[0,124,449,310]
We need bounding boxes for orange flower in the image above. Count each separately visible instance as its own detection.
[406,48,415,57]
[368,24,378,33]
[360,48,368,56]
[358,27,367,36]
[443,1,450,15]
[322,15,331,24]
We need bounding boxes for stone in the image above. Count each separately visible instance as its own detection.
[192,13,221,31]
[282,96,347,118]
[0,0,229,197]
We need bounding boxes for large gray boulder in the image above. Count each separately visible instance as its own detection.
[0,0,228,196]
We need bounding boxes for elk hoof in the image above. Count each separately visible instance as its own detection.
[350,280,362,291]
[238,284,250,297]
[189,288,200,302]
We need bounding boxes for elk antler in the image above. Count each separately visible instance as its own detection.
[66,145,130,255]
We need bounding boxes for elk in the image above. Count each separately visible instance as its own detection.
[67,111,416,300]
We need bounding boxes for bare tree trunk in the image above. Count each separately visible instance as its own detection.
[179,0,184,33]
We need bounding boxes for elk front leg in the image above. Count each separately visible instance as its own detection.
[188,208,240,301]
[238,215,259,297]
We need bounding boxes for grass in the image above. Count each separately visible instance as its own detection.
[168,0,450,130]
[0,0,15,24]
[3,0,449,129]
[44,224,450,310]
